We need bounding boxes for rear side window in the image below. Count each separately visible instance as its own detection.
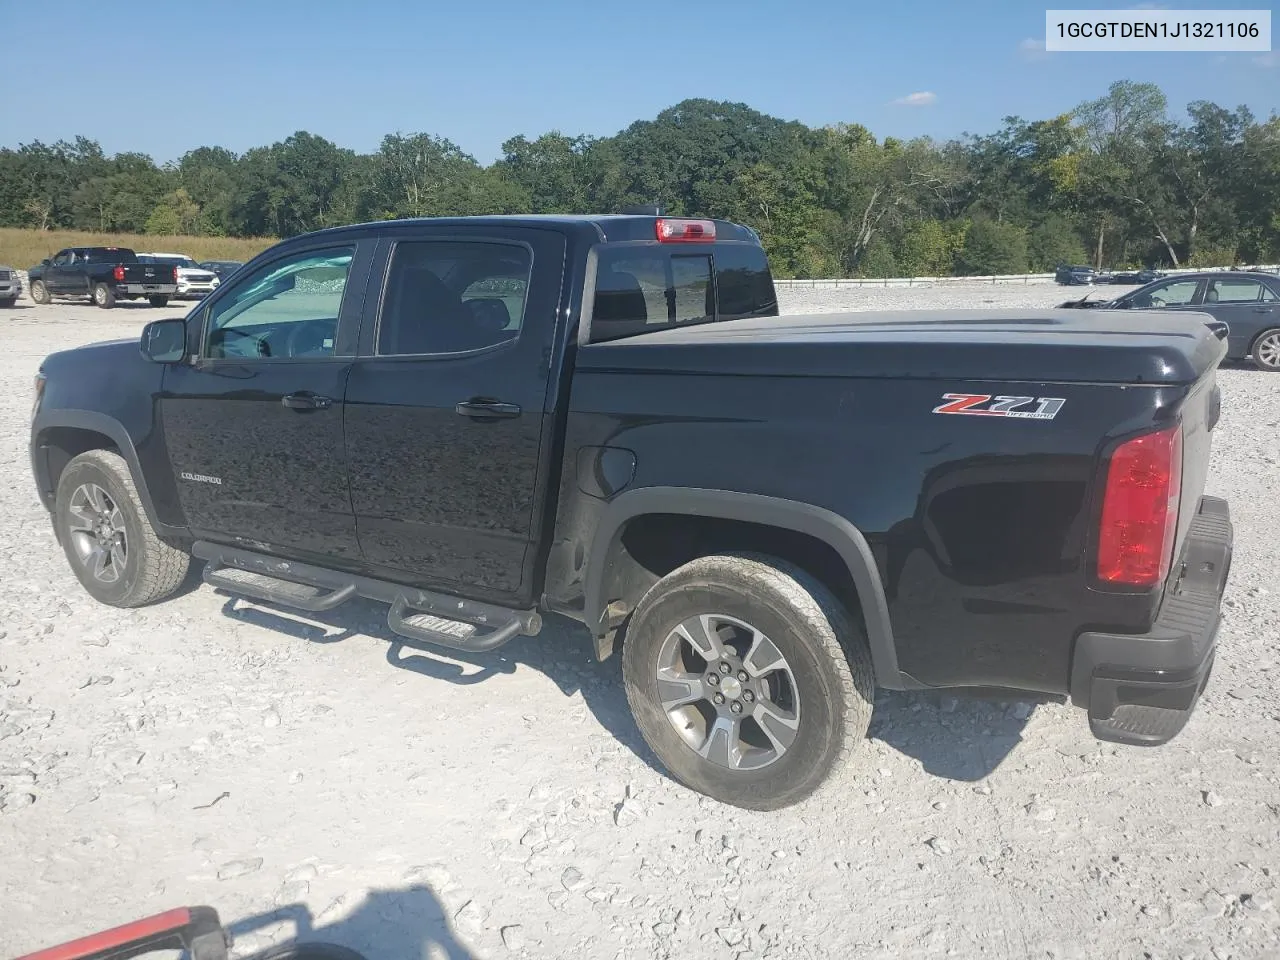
[378,241,531,355]
[589,243,773,343]
[715,244,777,319]
[1207,278,1269,303]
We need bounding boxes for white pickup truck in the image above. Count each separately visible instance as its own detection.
[137,252,221,299]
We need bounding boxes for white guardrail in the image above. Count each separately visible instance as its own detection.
[7,265,1278,296]
[773,265,1280,289]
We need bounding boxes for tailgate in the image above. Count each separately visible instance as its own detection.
[129,262,173,284]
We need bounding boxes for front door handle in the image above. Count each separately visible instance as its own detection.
[455,399,521,419]
[1253,307,1275,314]
[281,392,333,410]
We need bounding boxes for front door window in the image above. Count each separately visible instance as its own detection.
[205,247,355,360]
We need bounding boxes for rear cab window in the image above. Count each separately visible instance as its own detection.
[84,247,137,263]
[588,240,776,344]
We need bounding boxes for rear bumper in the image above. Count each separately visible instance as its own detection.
[1070,495,1232,746]
[118,283,178,296]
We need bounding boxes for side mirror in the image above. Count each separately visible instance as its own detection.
[140,318,187,363]
[41,259,50,266]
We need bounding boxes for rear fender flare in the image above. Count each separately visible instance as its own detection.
[584,486,903,687]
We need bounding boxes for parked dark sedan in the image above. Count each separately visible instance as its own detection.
[1060,270,1280,370]
[198,260,244,280]
[1106,268,1167,285]
[1055,264,1096,285]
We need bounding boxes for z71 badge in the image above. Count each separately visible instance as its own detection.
[932,393,1066,421]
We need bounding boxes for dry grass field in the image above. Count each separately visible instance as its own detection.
[0,228,276,270]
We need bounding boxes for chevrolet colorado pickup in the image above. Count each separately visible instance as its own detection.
[28,247,178,308]
[30,214,1234,810]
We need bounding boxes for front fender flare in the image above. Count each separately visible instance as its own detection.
[30,408,167,533]
[584,486,904,688]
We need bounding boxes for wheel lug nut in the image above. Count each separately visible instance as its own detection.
[737,670,748,682]
[713,693,726,705]
[743,690,755,703]
[730,701,743,714]
[719,662,732,675]
[707,674,719,686]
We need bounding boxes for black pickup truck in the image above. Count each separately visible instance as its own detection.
[28,247,178,308]
[29,215,1233,810]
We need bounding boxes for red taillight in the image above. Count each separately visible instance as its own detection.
[173,266,179,283]
[112,265,125,281]
[1096,423,1183,586]
[655,218,716,243]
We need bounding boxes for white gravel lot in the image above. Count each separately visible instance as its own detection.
[2,285,1279,960]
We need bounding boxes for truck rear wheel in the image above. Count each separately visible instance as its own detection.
[30,280,51,304]
[54,450,189,607]
[148,295,170,308]
[92,282,116,308]
[621,554,874,810]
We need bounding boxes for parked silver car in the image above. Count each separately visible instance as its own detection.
[0,264,21,306]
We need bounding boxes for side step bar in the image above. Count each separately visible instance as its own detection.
[192,541,540,654]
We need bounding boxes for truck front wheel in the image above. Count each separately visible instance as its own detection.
[92,283,116,308]
[621,554,874,810]
[30,280,51,304]
[54,450,189,607]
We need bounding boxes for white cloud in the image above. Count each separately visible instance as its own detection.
[891,91,938,107]
[1255,52,1279,68]
[1018,37,1050,61]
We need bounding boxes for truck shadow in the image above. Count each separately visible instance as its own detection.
[227,885,476,959]
[216,593,1031,785]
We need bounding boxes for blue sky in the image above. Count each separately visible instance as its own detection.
[1,0,1275,164]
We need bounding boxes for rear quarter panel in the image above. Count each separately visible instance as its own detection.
[549,367,1198,695]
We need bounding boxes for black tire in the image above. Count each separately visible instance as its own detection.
[622,554,874,810]
[53,449,189,607]
[30,280,51,304]
[148,295,170,308]
[0,297,15,308]
[92,282,116,308]
[1250,328,1280,371]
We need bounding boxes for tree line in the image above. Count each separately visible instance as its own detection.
[1,80,1277,278]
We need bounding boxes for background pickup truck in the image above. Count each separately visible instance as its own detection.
[138,252,222,299]
[27,247,178,308]
[29,214,1233,810]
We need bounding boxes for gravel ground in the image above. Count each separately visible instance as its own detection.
[2,287,1279,960]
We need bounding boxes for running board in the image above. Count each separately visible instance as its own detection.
[193,541,540,653]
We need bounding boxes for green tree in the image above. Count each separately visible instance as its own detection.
[958,218,1028,274]
[1027,216,1087,270]
[146,188,201,235]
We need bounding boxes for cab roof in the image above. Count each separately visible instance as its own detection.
[298,214,764,245]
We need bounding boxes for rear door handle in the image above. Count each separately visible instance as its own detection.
[1253,307,1275,314]
[281,392,333,410]
[455,399,521,419]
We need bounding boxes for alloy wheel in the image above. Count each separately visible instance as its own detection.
[654,613,801,771]
[66,483,128,583]
[1257,332,1280,369]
